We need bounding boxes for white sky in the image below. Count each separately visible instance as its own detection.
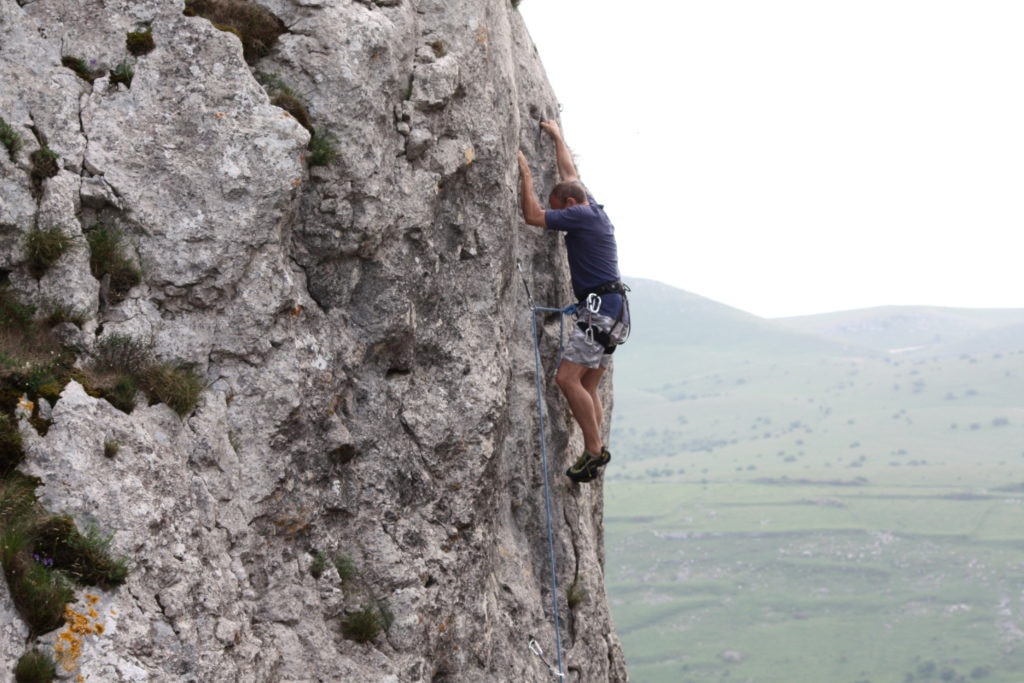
[519,1,1024,318]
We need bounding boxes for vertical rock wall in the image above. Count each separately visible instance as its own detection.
[0,0,628,680]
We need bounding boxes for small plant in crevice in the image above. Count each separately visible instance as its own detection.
[183,0,286,64]
[93,334,152,376]
[0,117,23,162]
[0,472,38,523]
[340,601,392,643]
[428,40,448,58]
[309,550,327,579]
[333,553,359,583]
[310,550,357,581]
[325,552,393,643]
[125,27,155,56]
[60,56,100,84]
[14,648,56,683]
[84,223,141,303]
[0,526,75,637]
[256,72,313,132]
[24,227,73,279]
[0,285,35,336]
[31,516,129,589]
[109,59,135,88]
[29,146,59,188]
[99,375,138,414]
[566,577,587,609]
[103,439,120,459]
[90,333,204,417]
[139,362,204,416]
[42,302,88,329]
[308,130,338,167]
[0,413,25,477]
[253,71,338,168]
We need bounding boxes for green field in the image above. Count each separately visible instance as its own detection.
[606,479,1024,683]
[605,280,1024,683]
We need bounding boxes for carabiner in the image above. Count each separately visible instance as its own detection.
[586,292,602,314]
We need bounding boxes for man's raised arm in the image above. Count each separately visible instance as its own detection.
[517,151,547,228]
[540,120,578,182]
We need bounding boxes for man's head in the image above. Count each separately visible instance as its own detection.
[548,180,587,210]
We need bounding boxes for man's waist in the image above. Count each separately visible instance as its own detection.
[575,280,627,301]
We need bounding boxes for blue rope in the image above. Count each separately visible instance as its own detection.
[517,262,574,679]
[528,302,567,679]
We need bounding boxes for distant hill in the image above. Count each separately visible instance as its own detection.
[618,278,1024,392]
[617,278,869,392]
[611,277,1024,471]
[622,277,858,352]
[775,306,1024,356]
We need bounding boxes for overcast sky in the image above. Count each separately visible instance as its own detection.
[519,1,1024,318]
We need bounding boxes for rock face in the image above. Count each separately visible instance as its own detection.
[0,1,628,681]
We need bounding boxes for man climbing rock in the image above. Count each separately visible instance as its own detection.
[517,120,630,483]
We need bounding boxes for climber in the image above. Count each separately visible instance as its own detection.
[517,120,630,483]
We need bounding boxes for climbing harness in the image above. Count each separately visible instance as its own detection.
[576,281,631,352]
[518,262,567,680]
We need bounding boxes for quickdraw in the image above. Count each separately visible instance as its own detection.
[529,636,566,679]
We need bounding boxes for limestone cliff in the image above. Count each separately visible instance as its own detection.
[0,0,627,681]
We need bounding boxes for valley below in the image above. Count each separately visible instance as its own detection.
[606,279,1024,683]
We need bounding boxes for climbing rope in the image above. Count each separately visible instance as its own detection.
[518,262,570,680]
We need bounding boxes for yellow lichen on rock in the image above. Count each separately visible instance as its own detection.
[54,595,107,676]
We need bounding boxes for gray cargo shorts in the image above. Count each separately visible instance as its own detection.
[562,310,629,369]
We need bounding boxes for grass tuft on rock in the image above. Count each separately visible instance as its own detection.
[139,363,204,416]
[310,550,326,579]
[14,648,56,683]
[109,59,135,88]
[125,28,155,56]
[91,333,204,416]
[333,554,359,582]
[341,602,390,643]
[60,56,99,84]
[29,147,59,191]
[24,227,73,279]
[85,223,141,303]
[0,117,23,161]
[31,516,129,590]
[184,0,286,64]
[308,131,337,167]
[0,527,75,637]
[0,413,24,477]
[256,72,313,132]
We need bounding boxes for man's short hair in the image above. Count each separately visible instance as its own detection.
[550,180,587,205]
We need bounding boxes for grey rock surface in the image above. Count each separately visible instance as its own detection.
[0,0,627,680]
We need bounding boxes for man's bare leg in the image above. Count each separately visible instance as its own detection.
[581,366,605,442]
[555,360,605,455]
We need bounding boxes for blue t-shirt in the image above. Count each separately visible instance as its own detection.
[545,192,623,318]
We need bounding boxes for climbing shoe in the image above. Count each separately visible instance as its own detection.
[566,447,611,483]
